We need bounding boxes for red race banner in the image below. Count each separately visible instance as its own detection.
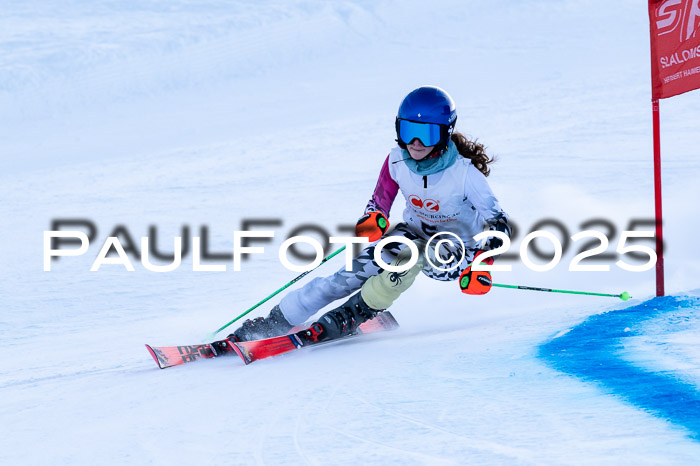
[649,0,700,99]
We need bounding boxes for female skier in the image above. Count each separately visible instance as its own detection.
[230,85,511,342]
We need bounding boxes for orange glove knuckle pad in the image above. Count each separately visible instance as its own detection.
[459,266,492,295]
[355,211,389,242]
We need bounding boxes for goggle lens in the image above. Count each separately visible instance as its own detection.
[398,119,443,146]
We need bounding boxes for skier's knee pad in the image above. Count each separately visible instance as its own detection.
[361,245,425,310]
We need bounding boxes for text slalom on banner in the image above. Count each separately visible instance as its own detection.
[649,0,700,99]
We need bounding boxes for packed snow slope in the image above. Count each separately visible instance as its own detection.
[2,1,700,464]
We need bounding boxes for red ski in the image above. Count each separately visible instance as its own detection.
[145,312,399,369]
[229,312,399,365]
[145,342,224,369]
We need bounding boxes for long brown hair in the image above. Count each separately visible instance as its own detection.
[451,131,494,177]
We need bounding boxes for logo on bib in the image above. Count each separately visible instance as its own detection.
[408,195,439,212]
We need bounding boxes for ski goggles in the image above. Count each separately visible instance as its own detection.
[397,119,444,147]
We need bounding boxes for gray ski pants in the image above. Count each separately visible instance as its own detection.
[278,223,470,325]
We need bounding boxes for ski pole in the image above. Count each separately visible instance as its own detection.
[493,283,631,301]
[205,245,347,340]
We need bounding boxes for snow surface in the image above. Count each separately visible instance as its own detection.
[2,0,700,464]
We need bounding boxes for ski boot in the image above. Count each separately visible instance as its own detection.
[314,292,383,341]
[228,305,293,342]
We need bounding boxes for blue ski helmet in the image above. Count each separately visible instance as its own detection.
[395,86,457,153]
